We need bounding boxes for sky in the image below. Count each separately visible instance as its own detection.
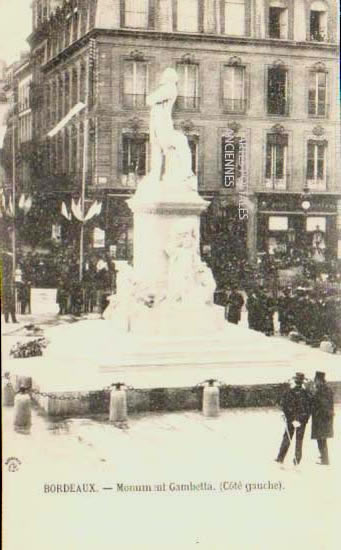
[0,0,32,65]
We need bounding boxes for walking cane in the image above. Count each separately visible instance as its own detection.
[282,414,293,444]
[283,415,301,465]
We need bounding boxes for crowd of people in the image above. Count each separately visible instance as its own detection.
[2,243,341,348]
[2,246,116,319]
[221,284,341,350]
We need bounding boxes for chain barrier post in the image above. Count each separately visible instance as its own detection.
[14,386,32,433]
[2,374,15,406]
[201,379,221,417]
[15,375,32,392]
[109,383,128,426]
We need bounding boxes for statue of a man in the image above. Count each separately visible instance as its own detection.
[147,68,178,182]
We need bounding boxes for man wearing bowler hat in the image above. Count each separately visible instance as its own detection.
[275,372,312,466]
[311,371,334,465]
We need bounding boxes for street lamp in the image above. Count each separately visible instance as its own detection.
[301,185,311,214]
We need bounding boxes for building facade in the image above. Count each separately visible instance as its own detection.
[25,0,340,274]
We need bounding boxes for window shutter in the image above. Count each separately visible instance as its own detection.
[307,141,315,179]
[265,141,272,178]
[122,135,129,174]
[137,139,147,175]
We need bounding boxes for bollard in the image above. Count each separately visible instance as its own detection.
[2,375,15,406]
[320,340,335,354]
[109,383,128,424]
[14,386,32,433]
[202,379,220,417]
[15,376,32,392]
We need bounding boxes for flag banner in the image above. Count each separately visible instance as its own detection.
[84,200,102,221]
[18,194,32,214]
[71,197,84,221]
[95,200,102,216]
[18,194,25,209]
[24,195,32,213]
[8,196,14,217]
[61,201,71,220]
[47,102,86,138]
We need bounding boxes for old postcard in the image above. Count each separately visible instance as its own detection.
[1,1,340,549]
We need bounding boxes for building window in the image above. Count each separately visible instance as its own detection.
[222,65,246,113]
[71,67,78,107]
[50,82,56,125]
[306,140,327,190]
[57,135,63,173]
[308,71,327,116]
[72,7,79,41]
[269,6,288,39]
[177,0,200,32]
[265,133,288,189]
[71,127,78,174]
[267,66,288,116]
[64,72,70,116]
[64,130,70,173]
[310,1,327,41]
[176,63,200,109]
[122,134,148,178]
[56,76,63,121]
[223,0,245,36]
[123,61,148,108]
[124,0,149,28]
[80,64,86,103]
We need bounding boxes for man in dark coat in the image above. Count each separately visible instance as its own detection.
[2,252,18,323]
[263,291,276,336]
[275,372,312,465]
[311,371,334,465]
[246,289,260,330]
[225,286,244,324]
[277,288,293,335]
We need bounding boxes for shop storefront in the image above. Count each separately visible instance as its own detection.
[256,193,339,262]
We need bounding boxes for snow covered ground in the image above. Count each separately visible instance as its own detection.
[3,403,341,550]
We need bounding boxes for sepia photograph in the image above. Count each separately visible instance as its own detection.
[1,1,340,549]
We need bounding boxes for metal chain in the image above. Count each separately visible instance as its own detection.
[29,382,135,401]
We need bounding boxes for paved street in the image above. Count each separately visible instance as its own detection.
[3,310,341,549]
[3,402,341,550]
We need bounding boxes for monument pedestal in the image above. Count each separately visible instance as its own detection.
[105,184,225,337]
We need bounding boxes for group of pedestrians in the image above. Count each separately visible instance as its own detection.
[246,287,276,336]
[276,371,334,466]
[223,285,276,335]
[56,255,115,316]
[277,287,341,348]
[222,284,340,349]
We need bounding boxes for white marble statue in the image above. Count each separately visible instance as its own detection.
[164,220,215,305]
[142,67,196,191]
[147,67,178,183]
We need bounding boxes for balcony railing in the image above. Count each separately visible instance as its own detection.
[222,98,247,113]
[265,174,289,190]
[306,177,327,191]
[308,101,328,117]
[123,94,147,109]
[267,97,289,116]
[310,31,327,42]
[175,95,200,110]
